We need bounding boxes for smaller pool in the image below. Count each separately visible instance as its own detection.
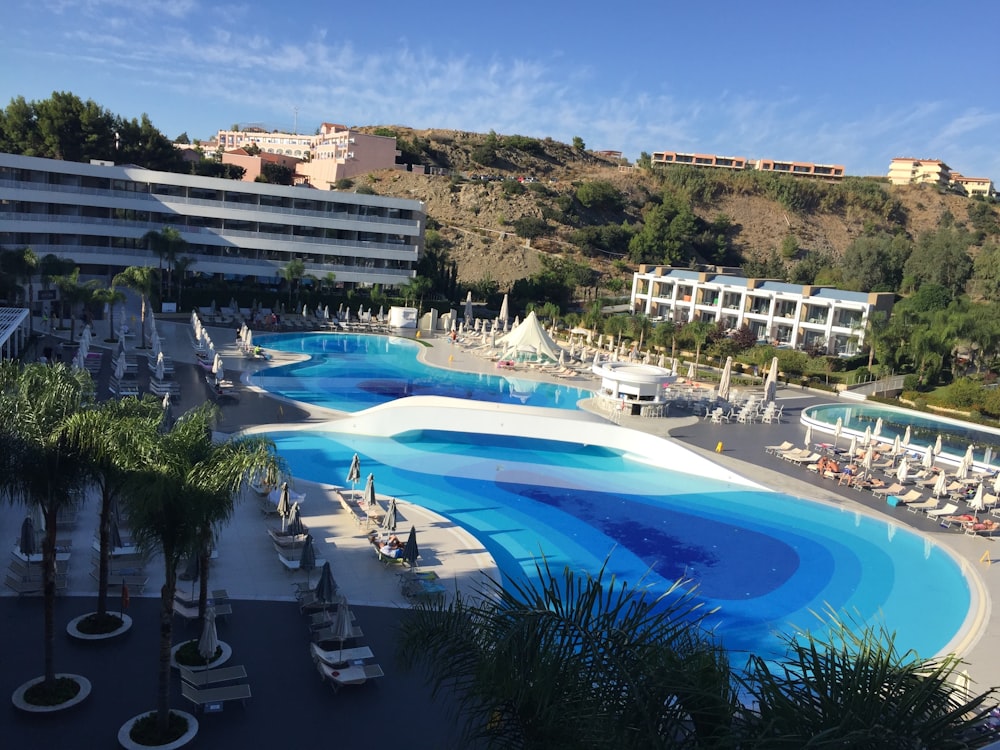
[804,403,1000,467]
[249,333,590,412]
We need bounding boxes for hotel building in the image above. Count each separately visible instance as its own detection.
[631,267,895,356]
[650,151,845,180]
[0,152,425,288]
[887,158,952,187]
[951,174,995,199]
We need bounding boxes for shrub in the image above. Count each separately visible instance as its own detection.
[511,216,550,239]
[501,180,526,196]
[903,374,921,391]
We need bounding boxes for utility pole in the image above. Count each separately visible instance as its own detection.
[293,106,298,135]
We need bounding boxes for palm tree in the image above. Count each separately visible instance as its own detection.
[280,258,306,307]
[685,320,714,375]
[629,313,652,352]
[172,256,196,310]
[0,362,94,693]
[740,610,1000,747]
[124,403,279,738]
[113,265,158,350]
[143,227,188,301]
[53,268,100,341]
[62,397,164,619]
[92,285,128,343]
[398,560,737,749]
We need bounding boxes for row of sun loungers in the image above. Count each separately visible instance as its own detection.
[180,665,251,712]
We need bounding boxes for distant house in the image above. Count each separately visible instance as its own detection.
[221,148,302,182]
[887,157,952,187]
[651,150,844,180]
[951,174,995,199]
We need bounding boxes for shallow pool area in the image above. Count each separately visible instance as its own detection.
[261,400,975,663]
[804,402,1000,468]
[248,332,590,412]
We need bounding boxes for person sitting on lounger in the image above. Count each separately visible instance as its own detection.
[968,519,999,533]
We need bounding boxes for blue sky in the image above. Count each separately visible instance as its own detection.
[3,0,999,179]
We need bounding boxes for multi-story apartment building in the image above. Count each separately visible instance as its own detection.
[631,267,895,356]
[651,151,748,170]
[887,158,952,187]
[951,174,995,199]
[0,152,425,288]
[752,158,845,180]
[650,150,844,180]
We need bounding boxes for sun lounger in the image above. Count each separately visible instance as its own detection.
[5,574,68,596]
[179,665,248,687]
[173,600,233,621]
[872,483,905,498]
[312,623,364,644]
[267,528,310,548]
[765,441,794,455]
[310,643,375,666]
[277,552,326,571]
[927,503,959,520]
[91,570,148,593]
[181,681,251,711]
[887,489,924,506]
[314,658,384,693]
[906,497,940,514]
[785,452,822,466]
[965,520,1000,536]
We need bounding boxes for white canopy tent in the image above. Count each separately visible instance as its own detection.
[495,311,563,363]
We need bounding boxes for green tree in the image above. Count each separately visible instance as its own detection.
[174,132,190,144]
[53,268,100,341]
[628,313,652,351]
[172,256,197,310]
[572,136,585,150]
[780,233,799,259]
[113,266,159,350]
[972,240,1000,302]
[143,227,188,301]
[575,180,623,213]
[398,561,736,749]
[125,403,279,739]
[92,285,128,342]
[683,320,713,374]
[62,397,164,620]
[258,162,293,185]
[903,226,974,297]
[0,362,94,694]
[279,258,306,307]
[603,314,629,347]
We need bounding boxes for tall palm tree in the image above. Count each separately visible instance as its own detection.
[280,258,306,307]
[398,560,737,749]
[54,268,101,341]
[62,397,164,618]
[0,362,94,691]
[172,256,196,310]
[112,265,158,350]
[124,403,279,738]
[143,227,187,301]
[92,285,128,343]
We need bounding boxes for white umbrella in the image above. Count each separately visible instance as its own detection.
[862,447,874,477]
[902,426,911,448]
[686,361,696,381]
[362,473,378,523]
[212,353,223,375]
[933,435,943,456]
[932,471,949,498]
[804,426,812,450]
[324,305,330,320]
[154,356,165,382]
[303,304,309,317]
[848,435,858,459]
[657,353,665,368]
[464,291,473,323]
[984,446,994,470]
[895,457,909,484]
[214,359,224,383]
[717,356,733,402]
[763,356,779,402]
[197,606,219,664]
[991,472,1000,496]
[833,417,843,448]
[873,418,884,439]
[114,355,126,381]
[921,445,934,469]
[498,294,509,325]
[892,434,902,456]
[955,456,970,481]
[863,426,872,447]
[558,349,565,366]
[963,444,975,470]
[970,483,986,512]
[347,453,361,489]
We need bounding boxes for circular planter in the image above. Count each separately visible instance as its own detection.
[67,612,133,641]
[169,640,231,670]
[12,674,91,714]
[118,710,198,750]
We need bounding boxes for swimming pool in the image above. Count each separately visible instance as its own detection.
[804,402,1000,468]
[261,402,974,663]
[248,333,590,412]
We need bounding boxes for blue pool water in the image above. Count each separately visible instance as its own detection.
[805,403,1000,466]
[270,427,972,662]
[249,333,589,412]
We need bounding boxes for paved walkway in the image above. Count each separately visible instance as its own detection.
[3,314,998,746]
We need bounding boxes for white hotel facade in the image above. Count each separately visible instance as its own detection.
[0,153,425,287]
[631,267,895,355]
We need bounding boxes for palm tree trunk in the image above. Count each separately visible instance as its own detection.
[43,505,58,686]
[198,540,211,620]
[140,296,148,350]
[96,493,111,616]
[157,565,177,733]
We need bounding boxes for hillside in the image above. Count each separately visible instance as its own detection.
[359,127,985,290]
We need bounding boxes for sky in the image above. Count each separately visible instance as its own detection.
[2,0,999,179]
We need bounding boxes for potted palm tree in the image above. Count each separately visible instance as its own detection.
[0,362,94,711]
[118,403,279,747]
[63,397,165,639]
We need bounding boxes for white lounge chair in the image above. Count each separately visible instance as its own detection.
[927,503,958,520]
[906,497,940,514]
[314,657,384,693]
